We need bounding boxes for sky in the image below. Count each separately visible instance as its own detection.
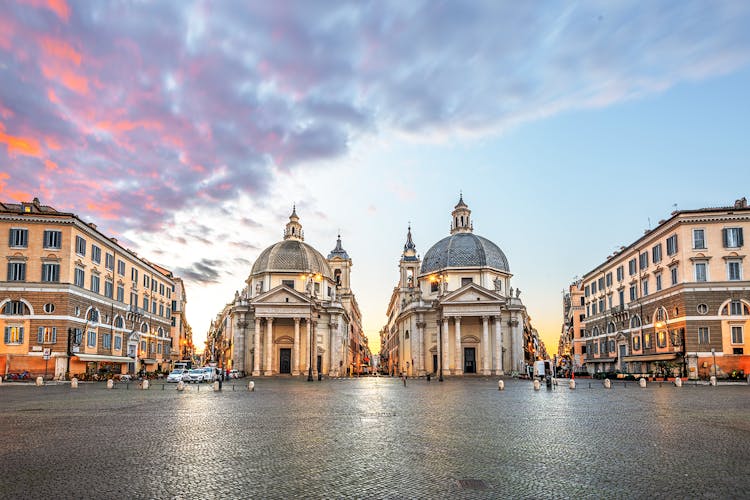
[2,1,750,355]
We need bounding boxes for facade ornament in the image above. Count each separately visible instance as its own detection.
[255,282,261,294]
[494,277,502,293]
[516,288,521,298]
[509,286,514,298]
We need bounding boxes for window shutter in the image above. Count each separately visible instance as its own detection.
[739,228,744,247]
[6,262,10,279]
[722,229,728,247]
[4,327,9,344]
[37,327,43,344]
[51,327,57,343]
[19,327,24,343]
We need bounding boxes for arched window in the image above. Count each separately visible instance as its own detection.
[157,327,164,336]
[607,322,616,334]
[334,269,342,286]
[592,326,600,337]
[114,316,124,328]
[87,308,99,323]
[630,315,641,328]
[141,323,148,333]
[654,307,667,323]
[721,299,750,315]
[3,300,29,315]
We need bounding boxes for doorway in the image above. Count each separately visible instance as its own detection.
[433,354,438,374]
[317,355,322,374]
[618,344,627,373]
[279,348,291,374]
[464,347,476,373]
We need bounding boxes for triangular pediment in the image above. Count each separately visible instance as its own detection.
[251,285,313,305]
[441,283,503,304]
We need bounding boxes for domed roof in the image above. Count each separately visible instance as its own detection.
[250,239,333,279]
[420,232,510,274]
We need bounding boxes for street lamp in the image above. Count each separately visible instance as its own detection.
[302,271,322,382]
[430,273,446,382]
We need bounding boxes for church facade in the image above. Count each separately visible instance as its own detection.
[380,197,529,377]
[206,208,366,377]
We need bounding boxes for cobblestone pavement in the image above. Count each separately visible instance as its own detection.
[1,377,749,499]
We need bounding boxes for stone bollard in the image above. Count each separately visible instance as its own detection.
[177,381,185,391]
[248,381,255,392]
[709,376,717,386]
[107,379,114,389]
[497,380,505,391]
[36,376,44,386]
[0,375,3,385]
[141,379,149,390]
[603,379,611,389]
[213,381,221,391]
[674,377,683,387]
[71,377,78,389]
[639,378,647,388]
[533,379,541,391]
[569,379,576,390]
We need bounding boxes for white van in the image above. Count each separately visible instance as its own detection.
[533,360,554,379]
[201,367,218,382]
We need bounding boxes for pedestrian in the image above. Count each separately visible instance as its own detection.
[402,372,407,386]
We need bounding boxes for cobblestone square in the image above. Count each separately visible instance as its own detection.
[1,377,749,499]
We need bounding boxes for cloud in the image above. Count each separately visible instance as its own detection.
[175,258,223,285]
[0,0,748,236]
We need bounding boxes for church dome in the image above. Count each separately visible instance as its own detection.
[420,232,510,274]
[419,196,509,274]
[249,206,333,279]
[250,239,333,279]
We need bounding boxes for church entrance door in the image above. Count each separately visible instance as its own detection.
[464,348,476,373]
[279,348,291,374]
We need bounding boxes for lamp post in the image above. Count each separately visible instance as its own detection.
[303,271,322,382]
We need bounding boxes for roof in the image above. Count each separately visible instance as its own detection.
[251,239,333,279]
[420,232,510,274]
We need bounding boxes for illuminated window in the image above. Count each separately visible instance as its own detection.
[38,327,57,344]
[3,326,24,344]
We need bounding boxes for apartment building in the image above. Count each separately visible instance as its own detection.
[577,197,749,379]
[1,198,179,379]
[558,280,585,373]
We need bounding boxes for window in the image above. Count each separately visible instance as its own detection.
[151,300,157,314]
[628,258,637,276]
[607,295,612,309]
[117,284,124,302]
[282,280,295,288]
[629,285,637,301]
[9,228,28,247]
[7,262,26,281]
[117,260,125,276]
[584,285,590,297]
[4,326,24,344]
[642,279,649,297]
[91,245,101,264]
[130,293,138,307]
[75,235,86,256]
[598,298,605,313]
[608,340,615,352]
[693,229,706,249]
[41,263,60,282]
[166,307,171,318]
[731,326,743,344]
[87,309,99,323]
[37,326,57,344]
[105,253,114,270]
[461,277,473,286]
[151,280,157,292]
[140,340,146,352]
[87,330,97,347]
[730,300,747,315]
[607,322,616,334]
[131,268,138,282]
[143,297,148,310]
[727,260,742,281]
[670,266,678,286]
[652,244,662,264]
[43,303,55,313]
[630,315,641,328]
[166,288,171,299]
[3,300,27,315]
[698,327,709,344]
[616,266,624,282]
[102,333,111,349]
[114,336,122,350]
[644,332,652,349]
[592,302,597,315]
[159,304,164,316]
[143,275,150,288]
[159,283,165,295]
[697,303,708,315]
[694,262,707,282]
[655,274,662,291]
[91,275,100,294]
[591,281,597,294]
[586,304,590,316]
[605,272,612,288]
[157,343,162,354]
[618,290,624,306]
[74,267,85,287]
[639,252,649,271]
[104,280,113,298]
[43,230,62,249]
[597,277,604,291]
[666,234,678,255]
[632,335,641,351]
[657,330,667,348]
[723,228,744,248]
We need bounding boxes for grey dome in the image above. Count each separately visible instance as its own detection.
[251,240,333,279]
[420,233,510,274]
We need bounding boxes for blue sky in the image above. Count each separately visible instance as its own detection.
[1,1,749,353]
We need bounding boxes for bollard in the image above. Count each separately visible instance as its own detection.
[162,383,165,390]
[248,381,255,392]
[674,377,683,387]
[213,381,221,391]
[709,376,717,386]
[533,379,541,391]
[498,380,505,391]
[639,378,647,388]
[568,379,576,390]
[0,376,3,385]
[36,376,44,386]
[71,377,79,389]
[603,379,611,389]
[588,382,591,389]
[141,379,149,390]
[107,379,114,389]
[177,381,185,391]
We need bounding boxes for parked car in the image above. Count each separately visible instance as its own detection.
[229,369,242,379]
[186,369,205,383]
[166,369,189,383]
[202,367,218,382]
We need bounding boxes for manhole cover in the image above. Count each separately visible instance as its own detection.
[456,479,488,490]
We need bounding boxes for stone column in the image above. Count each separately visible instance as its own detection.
[311,321,318,375]
[252,317,261,376]
[482,316,490,375]
[234,312,246,372]
[454,317,463,375]
[304,319,311,372]
[264,318,273,376]
[292,317,300,376]
[328,319,338,376]
[442,317,449,377]
[416,320,426,375]
[494,315,503,375]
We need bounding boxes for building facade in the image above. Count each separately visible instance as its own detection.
[381,197,529,377]
[1,198,181,379]
[206,208,367,377]
[578,198,750,379]
[558,280,585,374]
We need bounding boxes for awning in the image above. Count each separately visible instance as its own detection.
[622,353,678,363]
[585,358,615,363]
[141,358,158,364]
[75,354,135,363]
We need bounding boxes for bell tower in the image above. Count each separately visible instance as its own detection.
[327,234,351,293]
[283,205,304,241]
[450,193,473,234]
[399,225,420,289]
